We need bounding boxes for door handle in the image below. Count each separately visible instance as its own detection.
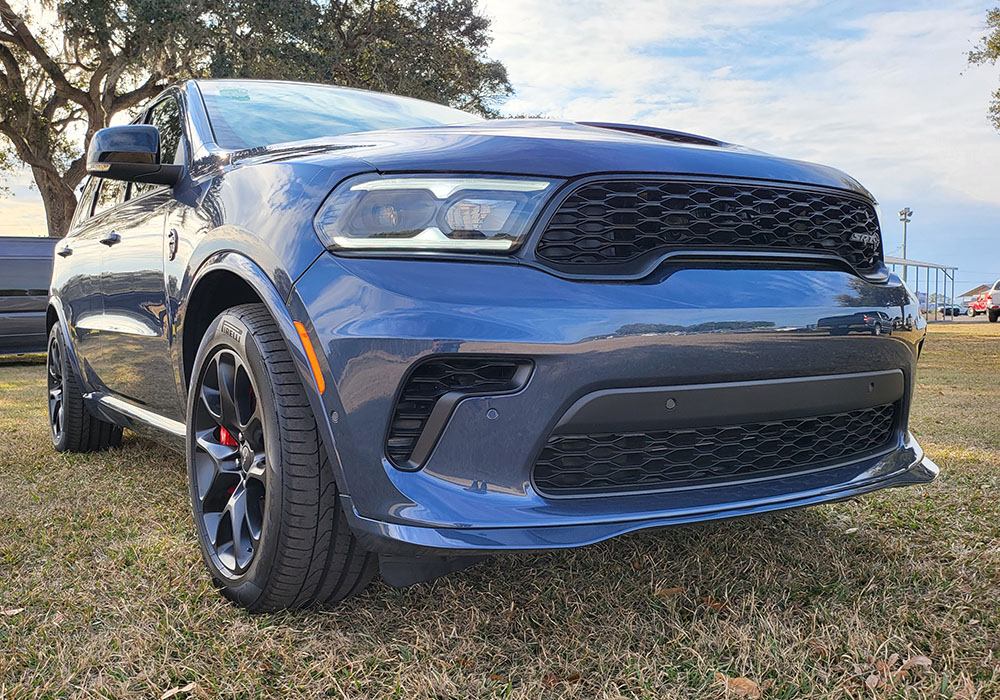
[56,245,73,257]
[99,232,121,247]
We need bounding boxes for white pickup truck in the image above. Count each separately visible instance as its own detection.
[989,281,1000,323]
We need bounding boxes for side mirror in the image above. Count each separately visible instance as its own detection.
[86,125,182,187]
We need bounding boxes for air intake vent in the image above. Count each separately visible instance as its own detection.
[535,179,883,277]
[387,357,532,470]
[533,403,898,496]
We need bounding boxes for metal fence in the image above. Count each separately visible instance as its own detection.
[884,256,958,322]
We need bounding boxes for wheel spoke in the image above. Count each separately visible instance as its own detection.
[202,512,222,546]
[200,383,222,423]
[217,354,239,431]
[193,429,239,502]
[245,453,267,483]
[224,486,255,569]
[48,339,61,380]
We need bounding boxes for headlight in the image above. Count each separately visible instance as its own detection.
[314,174,556,253]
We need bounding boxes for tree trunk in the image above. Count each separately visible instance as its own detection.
[31,166,79,238]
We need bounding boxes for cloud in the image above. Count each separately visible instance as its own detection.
[0,170,47,237]
[480,0,1000,208]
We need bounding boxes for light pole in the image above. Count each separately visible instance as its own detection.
[898,207,913,281]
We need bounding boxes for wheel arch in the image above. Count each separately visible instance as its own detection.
[45,296,88,392]
[180,253,352,496]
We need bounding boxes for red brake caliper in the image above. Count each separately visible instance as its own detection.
[218,426,238,446]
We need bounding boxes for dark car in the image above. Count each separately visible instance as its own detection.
[46,79,936,611]
[816,310,894,336]
[0,236,57,354]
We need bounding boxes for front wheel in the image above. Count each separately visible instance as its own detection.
[186,304,375,612]
[990,310,999,323]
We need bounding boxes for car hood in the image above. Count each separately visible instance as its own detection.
[236,120,872,197]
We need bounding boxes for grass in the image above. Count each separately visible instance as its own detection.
[1,323,999,699]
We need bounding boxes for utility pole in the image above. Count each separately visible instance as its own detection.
[898,207,913,281]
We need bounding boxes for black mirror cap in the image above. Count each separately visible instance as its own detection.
[86,125,182,187]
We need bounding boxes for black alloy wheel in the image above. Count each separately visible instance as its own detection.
[191,349,268,577]
[47,332,65,443]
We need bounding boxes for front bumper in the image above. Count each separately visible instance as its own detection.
[345,433,937,554]
[292,255,935,555]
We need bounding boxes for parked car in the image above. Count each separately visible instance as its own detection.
[46,79,937,611]
[967,293,991,318]
[0,236,57,354]
[816,311,894,336]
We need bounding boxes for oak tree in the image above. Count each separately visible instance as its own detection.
[0,0,510,236]
[969,7,1000,131]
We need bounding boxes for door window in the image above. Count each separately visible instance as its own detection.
[132,96,183,199]
[149,97,183,165]
[92,179,127,217]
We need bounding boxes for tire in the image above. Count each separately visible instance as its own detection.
[186,303,375,612]
[967,307,975,317]
[46,325,123,452]
[872,323,882,336]
[990,310,999,323]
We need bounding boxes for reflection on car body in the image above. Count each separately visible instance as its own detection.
[816,310,895,336]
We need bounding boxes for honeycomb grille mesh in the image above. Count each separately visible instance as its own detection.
[535,180,882,275]
[387,358,526,467]
[533,403,897,496]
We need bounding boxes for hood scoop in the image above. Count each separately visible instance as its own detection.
[577,121,727,148]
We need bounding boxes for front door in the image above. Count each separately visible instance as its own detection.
[89,93,187,416]
[95,183,175,414]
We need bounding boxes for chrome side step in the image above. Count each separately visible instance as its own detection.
[83,392,186,452]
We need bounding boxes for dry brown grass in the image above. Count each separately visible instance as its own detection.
[1,323,999,699]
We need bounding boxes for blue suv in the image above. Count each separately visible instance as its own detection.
[46,79,936,611]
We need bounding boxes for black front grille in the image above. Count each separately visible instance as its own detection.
[387,357,529,468]
[533,403,897,496]
[535,179,882,276]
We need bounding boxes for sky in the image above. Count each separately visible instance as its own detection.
[3,0,999,291]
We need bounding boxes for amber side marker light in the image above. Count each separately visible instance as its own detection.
[294,321,326,394]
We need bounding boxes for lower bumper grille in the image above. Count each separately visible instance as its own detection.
[387,357,532,469]
[533,403,898,496]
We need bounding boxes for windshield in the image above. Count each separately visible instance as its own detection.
[197,80,481,150]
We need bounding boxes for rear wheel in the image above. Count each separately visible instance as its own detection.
[186,304,375,612]
[990,310,999,323]
[46,325,123,452]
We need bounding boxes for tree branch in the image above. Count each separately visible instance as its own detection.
[110,73,166,112]
[0,119,60,175]
[0,0,90,107]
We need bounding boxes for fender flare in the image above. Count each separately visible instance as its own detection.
[183,252,352,496]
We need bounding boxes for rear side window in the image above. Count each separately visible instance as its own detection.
[93,179,127,217]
